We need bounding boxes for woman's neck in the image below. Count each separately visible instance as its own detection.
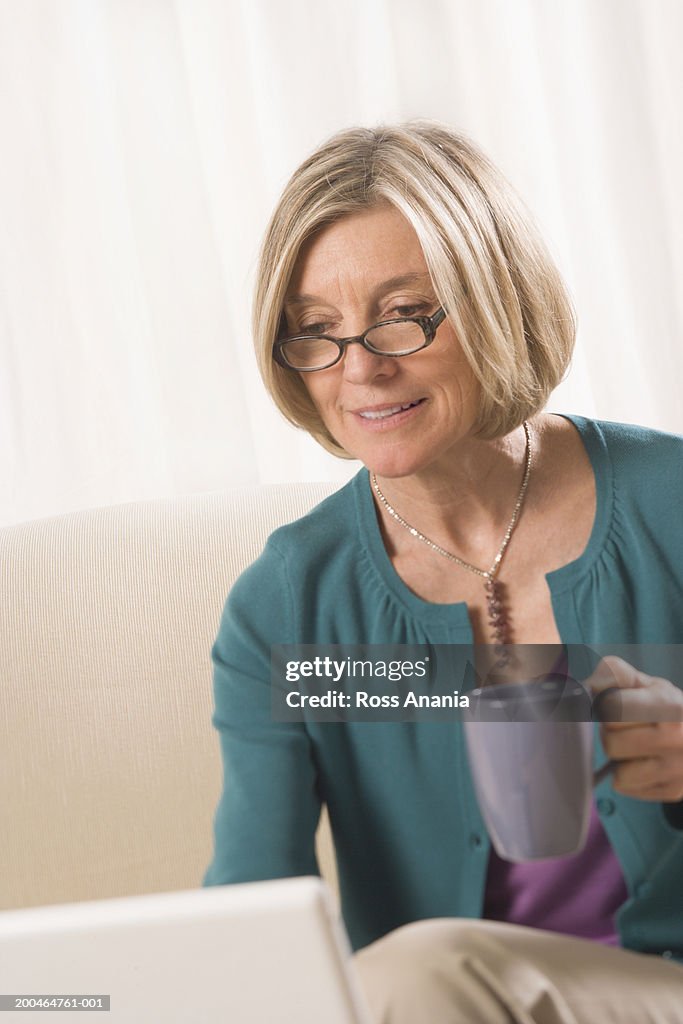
[371,421,532,562]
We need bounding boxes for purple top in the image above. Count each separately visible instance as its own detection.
[483,799,628,944]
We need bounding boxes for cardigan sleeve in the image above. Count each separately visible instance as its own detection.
[203,538,321,886]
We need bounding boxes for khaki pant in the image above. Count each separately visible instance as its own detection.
[354,919,683,1024]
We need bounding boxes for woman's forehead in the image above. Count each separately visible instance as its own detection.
[285,206,432,305]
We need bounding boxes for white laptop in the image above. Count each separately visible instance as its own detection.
[0,876,373,1023]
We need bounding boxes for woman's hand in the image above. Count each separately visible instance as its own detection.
[589,656,683,803]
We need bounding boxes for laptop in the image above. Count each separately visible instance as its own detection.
[0,876,373,1023]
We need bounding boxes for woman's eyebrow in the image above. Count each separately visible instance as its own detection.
[284,292,322,309]
[372,273,433,297]
[284,272,433,308]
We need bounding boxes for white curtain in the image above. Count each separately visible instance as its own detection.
[1,0,681,526]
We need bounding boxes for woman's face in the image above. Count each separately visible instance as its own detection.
[283,203,480,479]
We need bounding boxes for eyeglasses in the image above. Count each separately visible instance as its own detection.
[273,307,447,372]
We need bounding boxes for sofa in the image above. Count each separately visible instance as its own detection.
[0,485,339,911]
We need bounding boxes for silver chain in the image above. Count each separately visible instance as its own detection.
[370,421,532,582]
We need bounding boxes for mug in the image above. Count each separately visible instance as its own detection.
[463,674,604,861]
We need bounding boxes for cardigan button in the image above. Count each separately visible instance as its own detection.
[597,798,616,816]
[469,832,483,849]
[634,881,651,898]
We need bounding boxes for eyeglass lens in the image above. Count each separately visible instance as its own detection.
[282,319,428,370]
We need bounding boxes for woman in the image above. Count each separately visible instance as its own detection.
[204,122,683,1022]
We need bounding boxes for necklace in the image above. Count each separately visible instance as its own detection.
[371,422,532,656]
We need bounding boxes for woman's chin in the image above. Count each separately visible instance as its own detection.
[361,450,430,480]
[334,426,444,479]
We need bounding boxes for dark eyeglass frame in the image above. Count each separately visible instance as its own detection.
[273,307,447,372]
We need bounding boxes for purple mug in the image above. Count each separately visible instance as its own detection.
[463,675,608,861]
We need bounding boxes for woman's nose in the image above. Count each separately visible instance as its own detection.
[341,341,397,385]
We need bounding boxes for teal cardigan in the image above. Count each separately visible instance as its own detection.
[204,416,683,961]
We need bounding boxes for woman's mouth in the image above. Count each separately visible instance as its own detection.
[353,398,427,428]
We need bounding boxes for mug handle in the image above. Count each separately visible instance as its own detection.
[593,760,616,787]
[591,685,622,788]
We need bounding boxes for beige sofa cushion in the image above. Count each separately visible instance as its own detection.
[0,485,338,910]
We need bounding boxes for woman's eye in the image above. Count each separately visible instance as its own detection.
[299,322,331,336]
[386,304,428,319]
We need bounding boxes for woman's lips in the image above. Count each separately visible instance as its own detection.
[352,397,427,430]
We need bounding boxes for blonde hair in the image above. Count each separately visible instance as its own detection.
[253,121,575,456]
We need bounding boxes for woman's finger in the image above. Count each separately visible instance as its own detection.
[602,721,683,759]
[590,664,683,723]
[612,756,683,802]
